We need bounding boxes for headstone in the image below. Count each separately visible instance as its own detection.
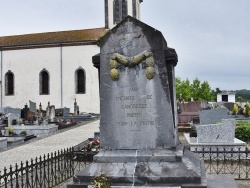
[29,100,37,112]
[180,101,201,112]
[63,108,70,117]
[197,119,236,143]
[55,108,63,116]
[50,105,55,122]
[223,102,235,112]
[74,99,79,115]
[46,102,50,119]
[0,107,21,116]
[199,108,229,125]
[68,16,206,188]
[38,102,43,117]
[7,113,20,126]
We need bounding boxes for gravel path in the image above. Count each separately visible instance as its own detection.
[0,119,100,172]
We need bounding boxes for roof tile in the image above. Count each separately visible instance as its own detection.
[0,28,107,48]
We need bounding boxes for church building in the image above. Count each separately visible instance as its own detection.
[0,0,143,113]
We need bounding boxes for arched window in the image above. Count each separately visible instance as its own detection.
[5,71,14,95]
[39,69,49,95]
[122,0,128,20]
[75,68,86,94]
[113,0,120,24]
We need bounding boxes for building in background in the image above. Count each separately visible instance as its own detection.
[0,0,143,113]
[217,91,236,103]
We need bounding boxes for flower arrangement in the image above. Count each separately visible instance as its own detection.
[92,174,110,188]
[8,125,14,134]
[87,138,100,150]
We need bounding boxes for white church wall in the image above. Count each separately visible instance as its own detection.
[1,45,100,113]
[62,45,100,113]
[2,48,61,109]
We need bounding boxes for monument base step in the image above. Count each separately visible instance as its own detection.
[94,145,184,163]
[67,148,207,188]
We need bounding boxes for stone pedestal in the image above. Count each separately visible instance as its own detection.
[68,145,207,187]
[68,16,207,188]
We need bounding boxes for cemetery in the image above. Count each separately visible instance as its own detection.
[1,13,250,188]
[0,1,249,188]
[0,99,97,149]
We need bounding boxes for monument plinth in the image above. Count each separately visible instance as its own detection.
[68,16,207,188]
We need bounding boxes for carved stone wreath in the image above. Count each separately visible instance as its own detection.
[109,50,155,81]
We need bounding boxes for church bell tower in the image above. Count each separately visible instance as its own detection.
[105,0,143,29]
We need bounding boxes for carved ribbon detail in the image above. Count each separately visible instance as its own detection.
[109,50,155,81]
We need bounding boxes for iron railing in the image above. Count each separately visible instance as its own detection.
[193,146,250,180]
[0,147,99,188]
[1,145,250,188]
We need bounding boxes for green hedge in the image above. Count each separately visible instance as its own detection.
[235,121,250,142]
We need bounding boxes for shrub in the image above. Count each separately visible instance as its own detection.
[235,125,250,142]
[8,125,13,134]
[20,129,27,135]
[232,103,239,115]
[244,101,250,117]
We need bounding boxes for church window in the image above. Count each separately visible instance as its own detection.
[75,68,86,94]
[114,0,120,24]
[122,0,128,20]
[5,71,14,96]
[40,69,49,95]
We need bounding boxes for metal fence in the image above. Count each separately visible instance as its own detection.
[1,145,250,187]
[0,147,99,188]
[193,147,250,180]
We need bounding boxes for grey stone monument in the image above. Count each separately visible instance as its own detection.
[68,16,207,187]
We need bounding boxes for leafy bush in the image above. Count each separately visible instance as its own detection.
[236,120,250,127]
[244,102,250,117]
[232,103,239,115]
[235,125,250,142]
[20,129,27,135]
[8,125,13,134]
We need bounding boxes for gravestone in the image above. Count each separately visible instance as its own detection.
[197,119,236,143]
[29,100,37,112]
[68,16,206,188]
[49,105,55,122]
[223,102,235,112]
[0,107,21,117]
[63,108,70,117]
[7,113,20,126]
[199,108,229,125]
[46,102,50,119]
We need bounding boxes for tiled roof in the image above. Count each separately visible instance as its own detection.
[0,27,107,49]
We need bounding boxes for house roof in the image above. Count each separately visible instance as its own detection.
[218,91,236,95]
[0,27,107,50]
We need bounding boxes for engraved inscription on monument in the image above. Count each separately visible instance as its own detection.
[115,86,156,130]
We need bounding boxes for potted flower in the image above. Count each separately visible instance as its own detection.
[8,125,14,135]
[244,102,250,117]
[20,129,27,135]
[232,103,239,117]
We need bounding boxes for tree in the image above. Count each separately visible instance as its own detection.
[190,78,201,101]
[175,77,191,101]
[175,77,215,102]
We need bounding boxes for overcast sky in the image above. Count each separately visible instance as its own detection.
[0,0,249,91]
